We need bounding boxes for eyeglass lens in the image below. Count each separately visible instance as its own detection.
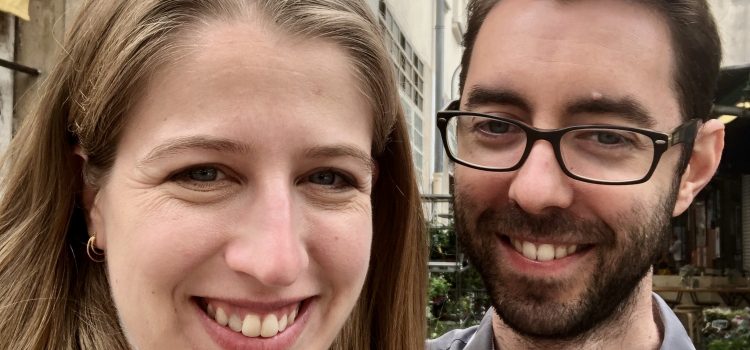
[446,115,656,182]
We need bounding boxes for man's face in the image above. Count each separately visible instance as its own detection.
[455,0,684,339]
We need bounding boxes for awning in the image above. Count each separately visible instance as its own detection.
[715,64,750,174]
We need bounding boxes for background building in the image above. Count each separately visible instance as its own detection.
[365,0,465,197]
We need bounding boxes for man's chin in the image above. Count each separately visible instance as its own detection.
[493,288,597,340]
[489,271,603,339]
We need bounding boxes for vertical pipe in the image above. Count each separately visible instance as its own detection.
[434,0,445,174]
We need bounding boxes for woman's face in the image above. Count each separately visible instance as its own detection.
[85,20,375,350]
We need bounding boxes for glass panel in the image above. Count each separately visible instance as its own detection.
[415,150,423,171]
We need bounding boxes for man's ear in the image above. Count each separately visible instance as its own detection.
[74,145,106,250]
[672,119,725,216]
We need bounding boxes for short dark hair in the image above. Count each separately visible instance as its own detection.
[459,0,722,122]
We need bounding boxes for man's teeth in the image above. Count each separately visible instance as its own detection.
[207,303,300,338]
[512,239,577,261]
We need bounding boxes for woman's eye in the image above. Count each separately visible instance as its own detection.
[186,167,220,181]
[171,165,230,191]
[306,169,355,189]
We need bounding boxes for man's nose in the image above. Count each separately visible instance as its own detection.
[507,141,574,215]
[223,185,309,287]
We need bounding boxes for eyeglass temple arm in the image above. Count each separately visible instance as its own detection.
[443,99,461,111]
[669,119,700,147]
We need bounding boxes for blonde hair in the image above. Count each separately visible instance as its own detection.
[0,1,426,349]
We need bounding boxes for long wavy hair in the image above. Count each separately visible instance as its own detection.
[0,0,426,349]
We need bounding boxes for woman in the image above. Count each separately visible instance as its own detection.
[0,0,426,349]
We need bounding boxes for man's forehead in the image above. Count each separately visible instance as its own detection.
[462,0,681,127]
[474,0,674,70]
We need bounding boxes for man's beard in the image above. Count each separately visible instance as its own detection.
[454,186,677,341]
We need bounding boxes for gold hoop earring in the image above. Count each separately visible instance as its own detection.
[86,235,105,262]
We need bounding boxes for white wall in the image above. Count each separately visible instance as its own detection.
[709,0,750,66]
[382,0,435,67]
[443,0,466,103]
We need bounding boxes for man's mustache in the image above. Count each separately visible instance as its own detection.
[468,203,617,247]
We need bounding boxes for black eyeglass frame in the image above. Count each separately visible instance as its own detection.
[436,100,700,185]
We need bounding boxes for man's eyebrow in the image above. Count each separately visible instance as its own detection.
[137,136,251,167]
[463,86,532,114]
[304,145,375,173]
[565,96,657,129]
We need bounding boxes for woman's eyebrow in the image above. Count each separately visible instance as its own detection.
[304,145,375,173]
[137,135,251,167]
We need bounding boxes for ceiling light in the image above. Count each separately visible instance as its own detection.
[718,115,737,124]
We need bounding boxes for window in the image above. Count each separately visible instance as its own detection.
[377,0,425,110]
[379,1,427,187]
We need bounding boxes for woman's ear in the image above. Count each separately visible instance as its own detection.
[74,145,106,250]
[672,119,725,216]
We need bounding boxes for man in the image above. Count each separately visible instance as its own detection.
[428,0,724,349]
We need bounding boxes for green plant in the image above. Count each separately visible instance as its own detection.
[429,223,454,257]
[429,274,451,298]
[703,308,750,350]
[426,215,491,338]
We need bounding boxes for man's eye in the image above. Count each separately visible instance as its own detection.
[477,120,511,134]
[595,132,626,145]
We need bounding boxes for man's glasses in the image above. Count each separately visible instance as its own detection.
[437,100,699,185]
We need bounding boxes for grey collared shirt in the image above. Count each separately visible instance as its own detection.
[426,293,695,350]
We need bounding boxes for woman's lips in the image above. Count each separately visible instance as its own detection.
[194,296,313,350]
[201,298,301,338]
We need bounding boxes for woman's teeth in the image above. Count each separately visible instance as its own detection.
[206,302,299,338]
[511,238,578,261]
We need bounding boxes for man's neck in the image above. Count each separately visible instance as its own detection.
[491,273,663,350]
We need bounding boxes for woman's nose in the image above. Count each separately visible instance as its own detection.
[223,185,309,287]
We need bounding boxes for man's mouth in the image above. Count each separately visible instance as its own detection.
[196,297,306,338]
[505,236,592,262]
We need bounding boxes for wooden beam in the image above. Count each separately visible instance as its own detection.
[0,14,14,152]
[13,0,66,133]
